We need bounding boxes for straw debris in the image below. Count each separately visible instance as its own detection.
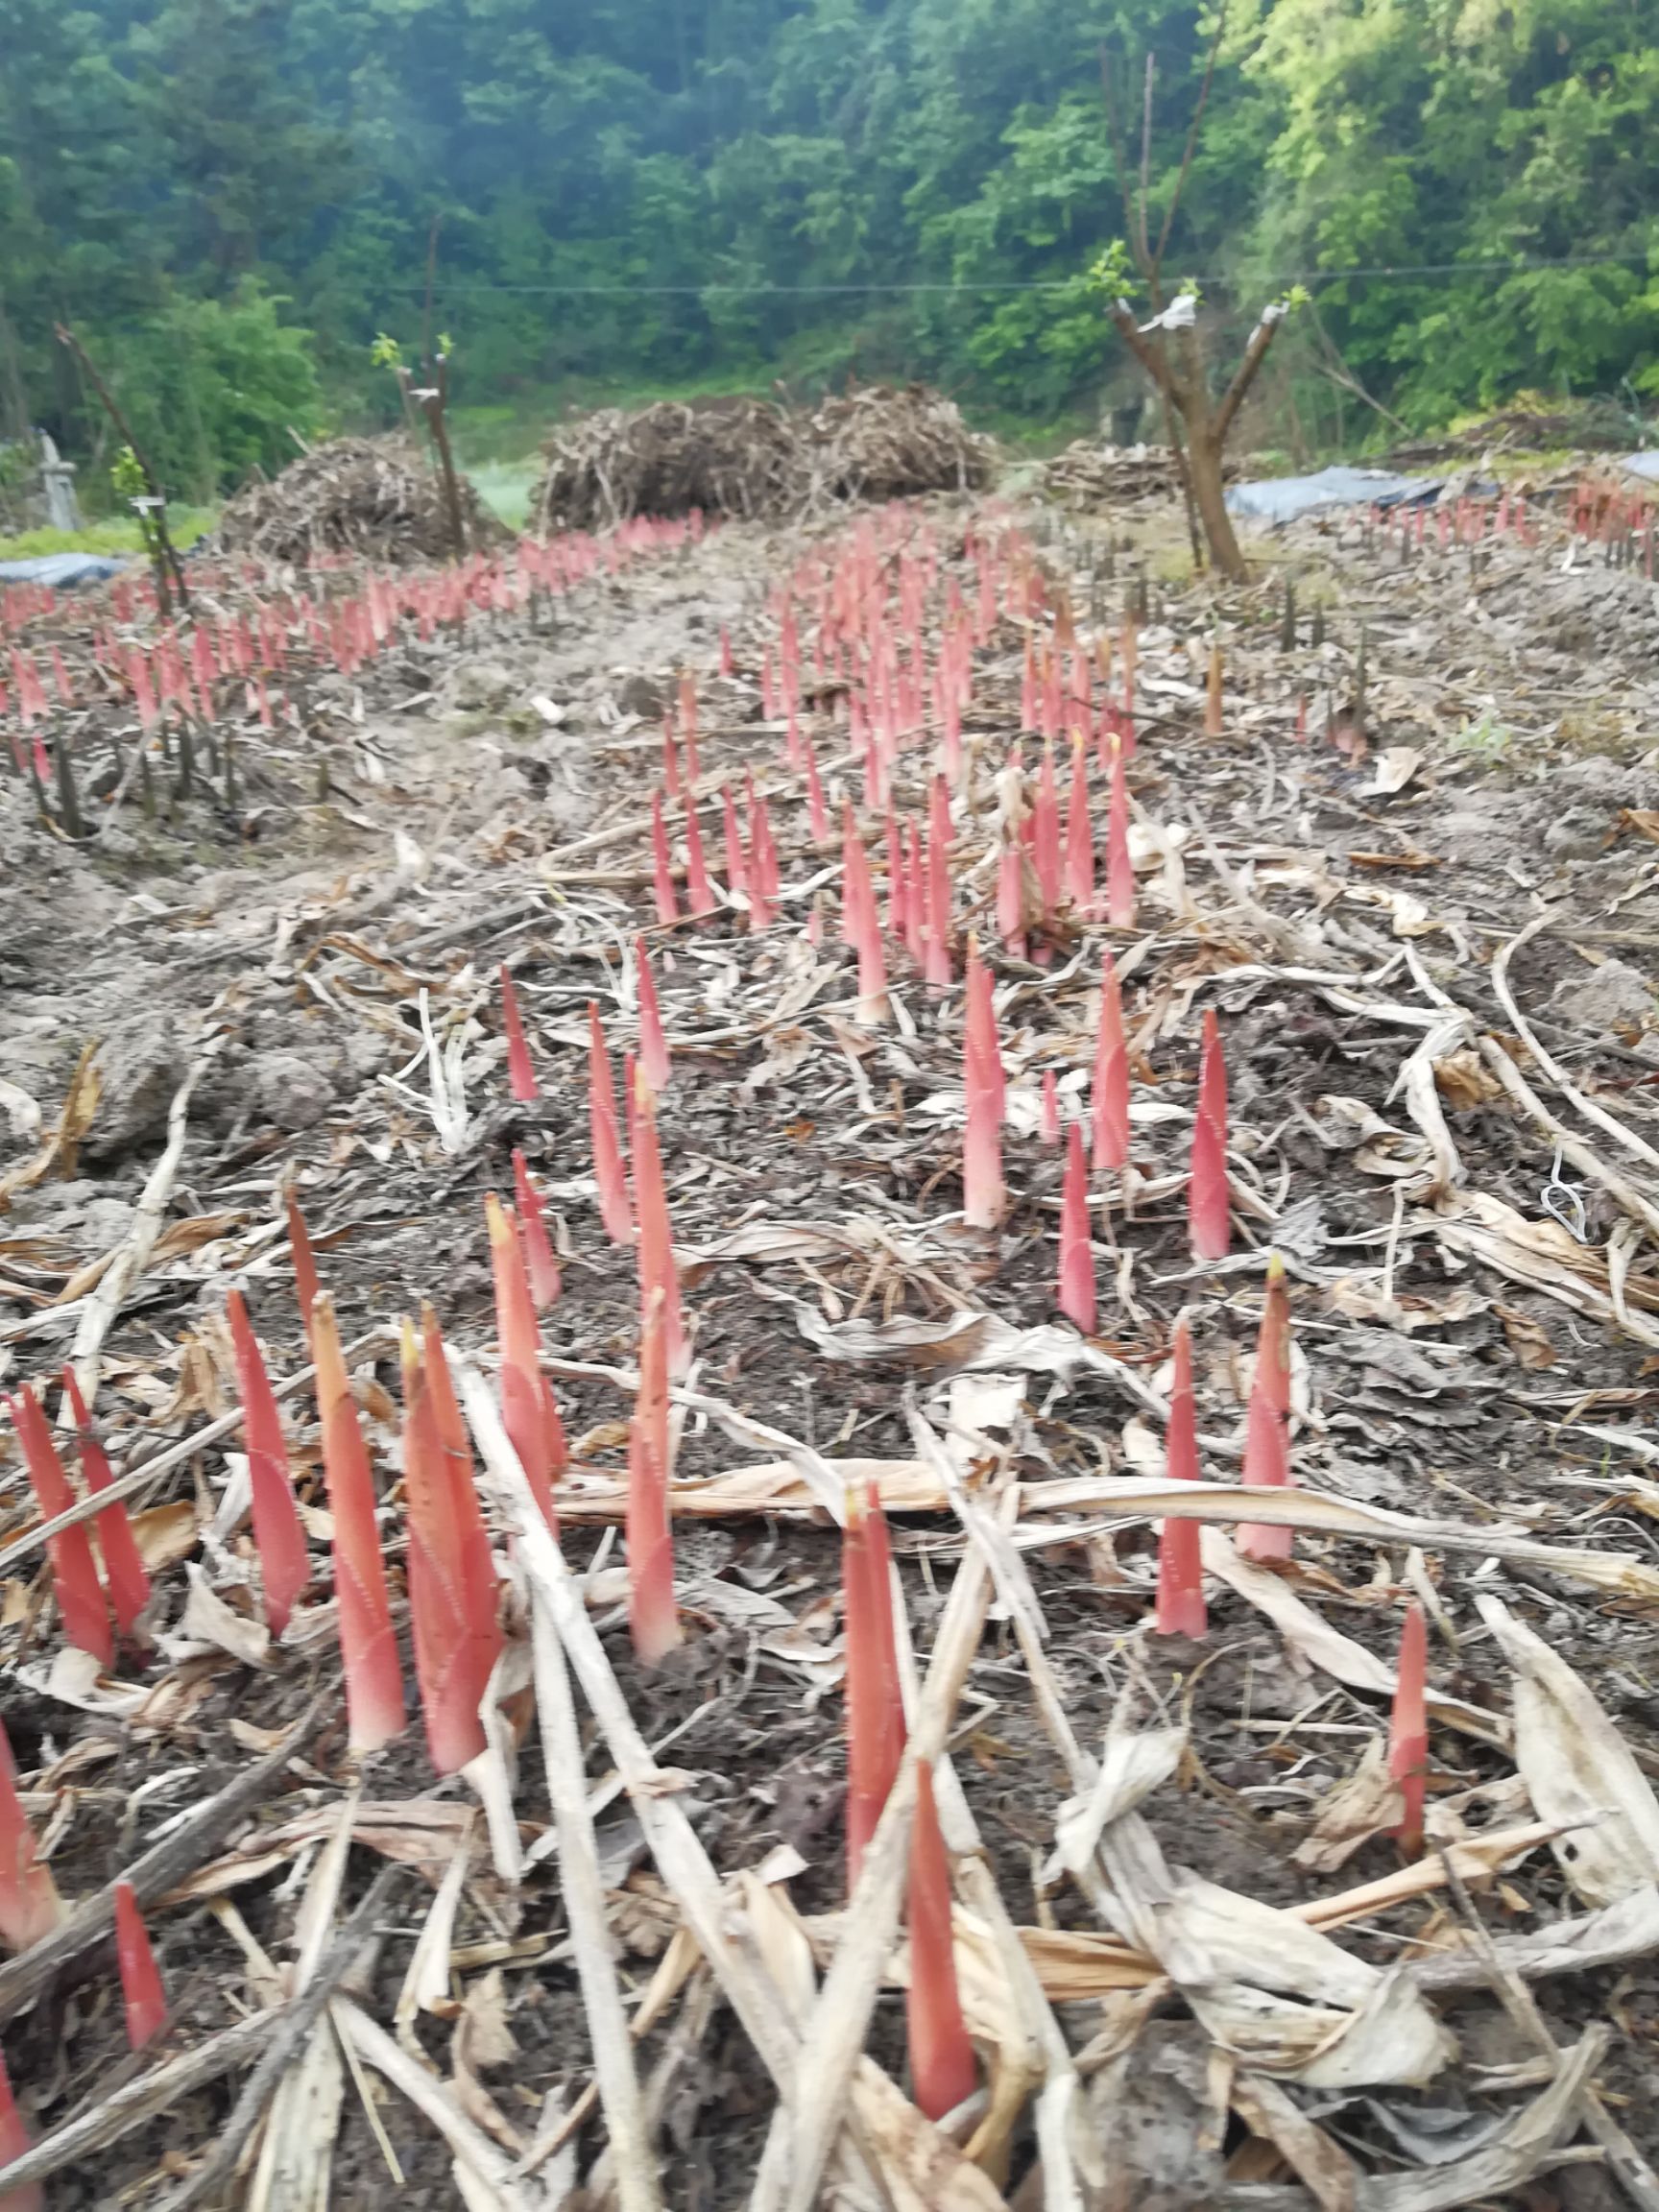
[534,384,996,531]
[215,435,504,565]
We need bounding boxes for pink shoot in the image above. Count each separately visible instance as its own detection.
[486,1193,565,1532]
[1039,1067,1060,1146]
[907,1761,977,2123]
[1057,1121,1096,1334]
[636,936,671,1093]
[1189,1008,1231,1262]
[678,670,700,780]
[1154,1317,1206,1638]
[962,941,1005,1230]
[751,786,781,899]
[627,1286,681,1666]
[1032,741,1061,912]
[622,1048,639,1154]
[401,1325,487,1774]
[60,1368,149,1636]
[498,965,539,1104]
[285,1188,321,1348]
[311,1295,406,1755]
[421,1302,504,1695]
[1064,737,1094,913]
[843,1482,903,1890]
[996,836,1026,955]
[1238,1254,1295,1562]
[113,1882,168,2050]
[927,771,953,871]
[903,816,926,966]
[721,784,748,897]
[512,1150,563,1309]
[843,805,888,1022]
[924,816,952,990]
[746,804,775,929]
[1105,738,1135,928]
[588,1003,634,1243]
[0,2046,40,2211]
[1091,950,1131,1173]
[885,808,906,937]
[804,738,830,842]
[8,1387,110,1667]
[840,799,874,947]
[650,791,679,926]
[683,802,717,917]
[226,1289,310,1636]
[1389,1602,1429,1858]
[0,1715,62,1953]
[629,1072,688,1381]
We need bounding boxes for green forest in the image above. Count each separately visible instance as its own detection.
[3,0,1658,502]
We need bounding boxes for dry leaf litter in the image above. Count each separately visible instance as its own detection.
[0,454,1657,2211]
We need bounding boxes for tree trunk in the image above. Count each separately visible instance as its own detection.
[422,357,467,563]
[1185,428,1244,582]
[1106,295,1286,588]
[0,287,29,445]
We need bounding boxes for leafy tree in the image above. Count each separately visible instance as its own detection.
[1249,0,1659,423]
[5,0,1659,486]
[110,284,325,499]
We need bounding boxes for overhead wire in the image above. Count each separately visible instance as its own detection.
[373,250,1656,299]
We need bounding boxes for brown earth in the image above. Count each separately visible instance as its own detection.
[1,483,1658,2208]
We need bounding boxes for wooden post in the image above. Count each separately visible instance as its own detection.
[421,352,467,563]
[53,325,190,611]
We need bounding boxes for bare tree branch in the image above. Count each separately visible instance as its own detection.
[1098,48,1149,277]
[1213,307,1285,445]
[1138,55,1156,272]
[1308,297,1411,435]
[1152,5,1229,270]
[1107,301,1174,394]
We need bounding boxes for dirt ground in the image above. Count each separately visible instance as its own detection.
[3,478,1659,2209]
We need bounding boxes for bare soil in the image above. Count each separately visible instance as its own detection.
[2,484,1659,2208]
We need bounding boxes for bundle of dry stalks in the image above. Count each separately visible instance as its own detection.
[535,384,996,531]
[215,436,503,566]
[1041,439,1241,507]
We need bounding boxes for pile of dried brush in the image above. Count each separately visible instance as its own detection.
[215,436,503,566]
[795,384,998,507]
[1042,440,1240,507]
[534,384,996,531]
[535,397,797,535]
[1385,398,1638,469]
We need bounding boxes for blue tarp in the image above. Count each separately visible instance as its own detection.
[1227,466,1436,522]
[1620,451,1659,482]
[0,553,128,589]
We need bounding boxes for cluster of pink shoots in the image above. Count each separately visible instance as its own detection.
[3,514,710,786]
[0,506,1449,2177]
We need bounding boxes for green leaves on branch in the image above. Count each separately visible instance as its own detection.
[1088,241,1140,302]
[110,447,146,503]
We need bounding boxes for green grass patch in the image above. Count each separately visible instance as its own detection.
[0,509,218,562]
[467,458,541,530]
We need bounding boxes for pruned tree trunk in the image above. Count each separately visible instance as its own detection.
[1106,298,1284,583]
[1098,18,1287,585]
[1185,428,1242,578]
[423,354,468,563]
[55,323,190,612]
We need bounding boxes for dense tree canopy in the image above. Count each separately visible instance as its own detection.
[2,0,1657,495]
